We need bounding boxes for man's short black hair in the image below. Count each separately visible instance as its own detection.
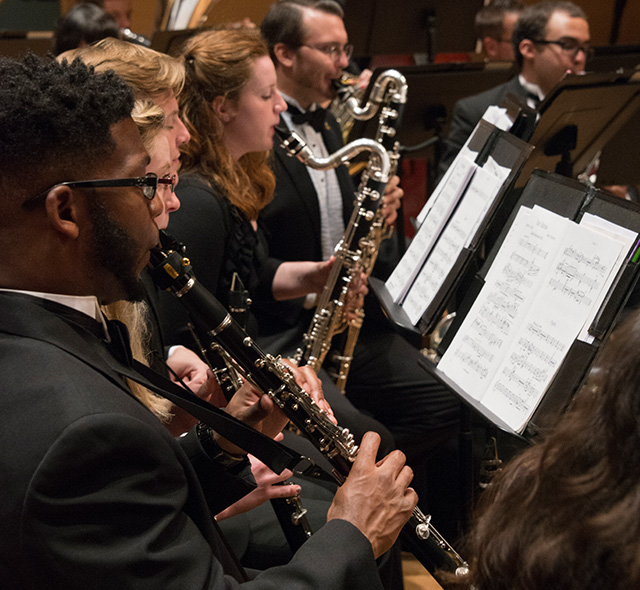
[261,0,344,63]
[475,0,523,42]
[513,1,587,68]
[54,3,120,56]
[0,53,134,201]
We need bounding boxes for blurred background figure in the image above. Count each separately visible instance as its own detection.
[87,0,132,29]
[53,2,119,55]
[85,0,151,45]
[475,0,523,62]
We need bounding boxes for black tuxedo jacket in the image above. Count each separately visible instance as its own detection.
[437,75,528,179]
[257,113,400,352]
[0,291,382,590]
[266,113,355,263]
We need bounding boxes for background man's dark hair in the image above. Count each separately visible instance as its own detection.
[0,53,134,202]
[260,0,344,63]
[513,0,587,68]
[54,3,120,56]
[475,0,523,42]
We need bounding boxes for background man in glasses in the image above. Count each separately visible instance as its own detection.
[0,53,416,589]
[475,0,523,63]
[438,0,590,177]
[259,0,463,545]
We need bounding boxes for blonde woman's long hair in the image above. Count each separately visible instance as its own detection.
[178,28,275,220]
[102,100,173,423]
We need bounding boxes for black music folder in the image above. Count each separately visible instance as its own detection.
[425,170,640,440]
[371,119,532,339]
[515,69,640,186]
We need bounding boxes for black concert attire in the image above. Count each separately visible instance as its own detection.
[0,290,382,590]
[257,105,462,536]
[155,173,403,587]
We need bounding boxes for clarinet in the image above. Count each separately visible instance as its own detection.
[185,267,314,551]
[148,231,469,578]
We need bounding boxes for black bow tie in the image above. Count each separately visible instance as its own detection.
[525,91,541,108]
[287,103,327,132]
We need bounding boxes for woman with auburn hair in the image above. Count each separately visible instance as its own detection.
[441,310,640,590]
[160,27,395,456]
[163,27,335,341]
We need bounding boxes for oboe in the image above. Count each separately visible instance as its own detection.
[148,231,469,578]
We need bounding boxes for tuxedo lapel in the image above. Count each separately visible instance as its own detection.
[273,116,323,241]
[0,292,136,399]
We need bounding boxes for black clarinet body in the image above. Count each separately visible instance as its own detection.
[148,231,469,578]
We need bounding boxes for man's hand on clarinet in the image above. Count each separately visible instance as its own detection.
[327,431,417,558]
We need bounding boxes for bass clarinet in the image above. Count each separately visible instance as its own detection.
[148,231,469,579]
[331,69,408,392]
[276,124,388,379]
[277,69,408,392]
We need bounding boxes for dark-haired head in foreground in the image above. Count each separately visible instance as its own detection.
[0,53,161,304]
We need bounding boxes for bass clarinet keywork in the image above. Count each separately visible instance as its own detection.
[277,68,408,394]
[148,230,470,580]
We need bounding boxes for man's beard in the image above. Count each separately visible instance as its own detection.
[87,197,147,303]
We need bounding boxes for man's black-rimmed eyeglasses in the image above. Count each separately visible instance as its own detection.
[299,43,354,61]
[532,38,593,60]
[23,173,173,206]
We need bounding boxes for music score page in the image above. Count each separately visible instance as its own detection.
[438,205,635,432]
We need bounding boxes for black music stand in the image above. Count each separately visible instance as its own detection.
[515,69,640,188]
[588,44,640,73]
[434,170,640,438]
[371,120,532,337]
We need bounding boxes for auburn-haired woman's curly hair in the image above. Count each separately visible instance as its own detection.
[178,28,275,220]
[442,310,640,590]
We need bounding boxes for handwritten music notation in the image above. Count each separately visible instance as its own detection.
[438,205,636,432]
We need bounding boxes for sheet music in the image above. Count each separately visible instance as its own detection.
[438,206,562,398]
[439,205,629,433]
[415,106,511,226]
[386,156,476,302]
[482,218,626,431]
[402,166,503,325]
[576,213,638,343]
